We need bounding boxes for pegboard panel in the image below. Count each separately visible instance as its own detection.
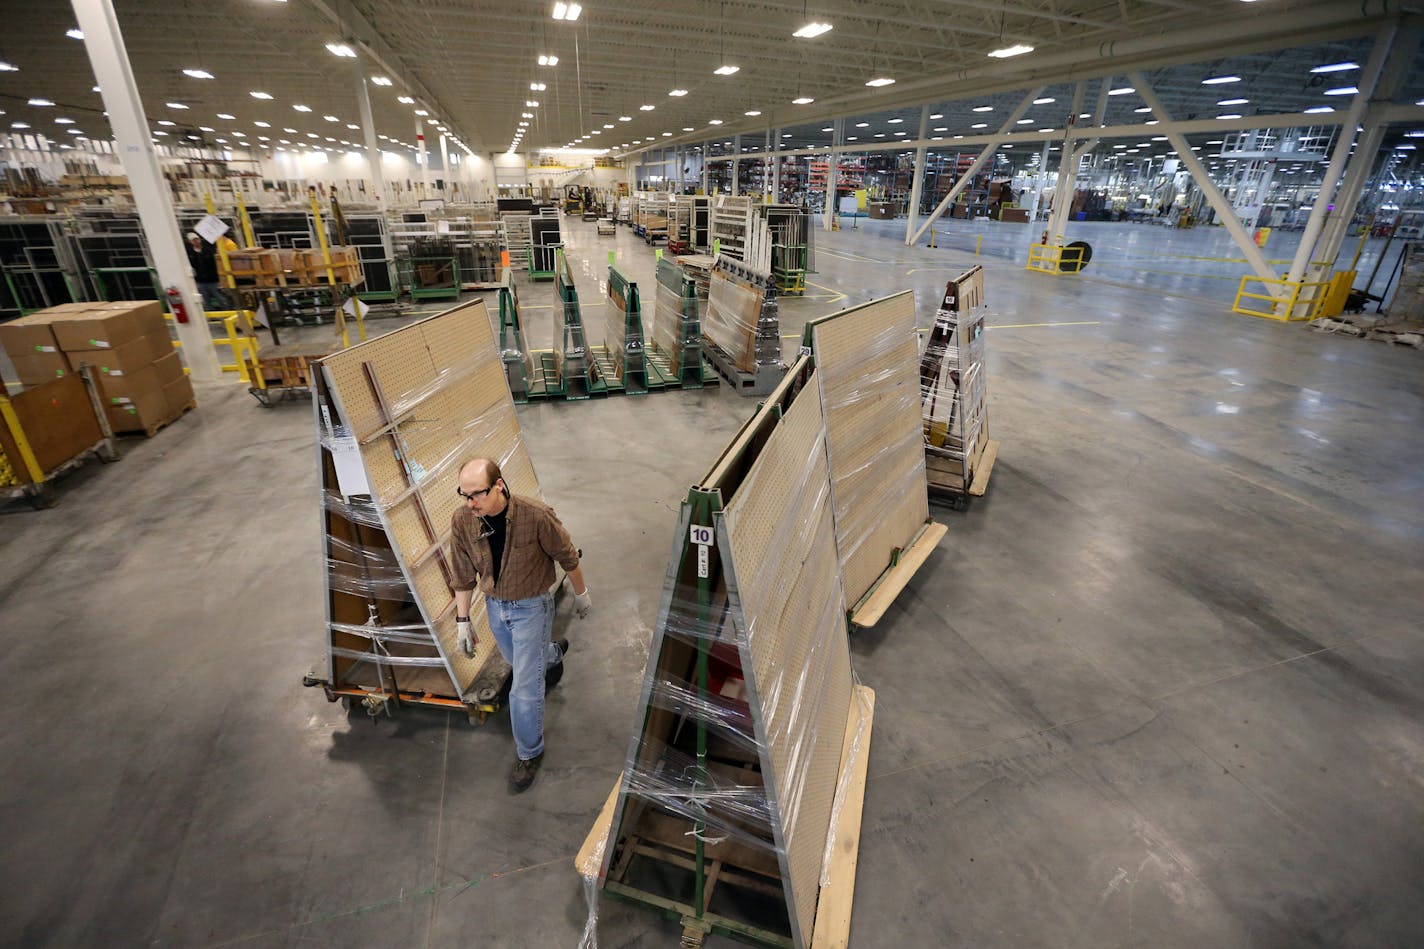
[808,291,929,606]
[723,379,853,944]
[322,331,436,440]
[320,300,537,702]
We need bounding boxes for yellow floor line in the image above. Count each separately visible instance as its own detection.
[990,320,1101,329]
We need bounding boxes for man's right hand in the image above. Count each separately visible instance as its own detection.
[457,620,475,657]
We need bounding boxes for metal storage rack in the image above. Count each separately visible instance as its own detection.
[502,212,532,271]
[0,218,80,318]
[344,213,398,302]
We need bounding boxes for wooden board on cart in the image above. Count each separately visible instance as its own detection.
[804,290,942,620]
[311,298,540,717]
[584,357,873,948]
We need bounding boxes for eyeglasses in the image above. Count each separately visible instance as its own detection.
[456,483,496,500]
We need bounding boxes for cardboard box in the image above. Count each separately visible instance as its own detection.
[10,351,72,386]
[63,333,158,379]
[152,351,186,388]
[162,374,196,417]
[0,312,64,359]
[51,300,166,353]
[101,366,168,434]
[0,374,104,481]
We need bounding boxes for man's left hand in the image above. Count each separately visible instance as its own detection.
[573,589,592,619]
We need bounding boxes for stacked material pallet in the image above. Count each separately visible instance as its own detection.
[703,256,780,373]
[920,266,989,492]
[0,300,193,435]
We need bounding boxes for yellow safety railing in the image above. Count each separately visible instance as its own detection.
[1232,276,1332,321]
[1026,243,1086,275]
[165,309,261,383]
[0,390,46,484]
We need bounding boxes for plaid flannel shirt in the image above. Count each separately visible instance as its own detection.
[449,494,580,601]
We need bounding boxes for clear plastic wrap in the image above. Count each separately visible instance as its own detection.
[325,535,417,597]
[653,258,705,378]
[919,268,988,489]
[602,370,856,944]
[704,257,782,372]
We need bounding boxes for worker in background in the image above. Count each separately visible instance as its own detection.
[449,457,591,793]
[186,233,222,311]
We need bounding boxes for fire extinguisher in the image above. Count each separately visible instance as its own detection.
[165,285,189,324]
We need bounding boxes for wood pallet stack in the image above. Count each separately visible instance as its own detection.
[920,266,998,501]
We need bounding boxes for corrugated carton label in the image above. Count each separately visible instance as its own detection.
[103,368,122,376]
[35,345,57,353]
[90,339,111,348]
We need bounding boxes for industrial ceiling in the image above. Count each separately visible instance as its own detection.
[0,0,1417,168]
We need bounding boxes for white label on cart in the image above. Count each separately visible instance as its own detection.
[697,544,709,578]
[689,524,713,546]
[331,432,371,497]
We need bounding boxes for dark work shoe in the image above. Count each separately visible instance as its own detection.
[510,753,543,793]
[546,638,569,690]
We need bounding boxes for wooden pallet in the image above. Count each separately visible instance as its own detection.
[848,520,948,628]
[122,400,195,439]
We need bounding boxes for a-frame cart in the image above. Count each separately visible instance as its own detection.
[578,355,875,948]
[920,265,999,507]
[594,264,648,394]
[801,291,947,629]
[303,298,544,722]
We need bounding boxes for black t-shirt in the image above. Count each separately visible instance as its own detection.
[486,506,508,585]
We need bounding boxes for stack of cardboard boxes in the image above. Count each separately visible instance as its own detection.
[0,300,194,435]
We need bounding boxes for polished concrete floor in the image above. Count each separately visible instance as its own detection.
[2,216,1422,948]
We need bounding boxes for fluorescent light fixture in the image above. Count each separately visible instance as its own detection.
[933,127,948,132]
[988,44,1033,58]
[1016,118,1033,124]
[745,110,761,116]
[640,104,655,111]
[182,68,215,79]
[971,123,988,129]
[1303,106,1334,114]
[551,3,582,21]
[199,126,215,132]
[28,98,54,107]
[323,114,339,122]
[1133,107,1152,113]
[887,117,903,123]
[972,105,993,112]
[1217,98,1249,106]
[414,109,429,116]
[370,76,392,86]
[782,132,791,137]
[865,77,895,87]
[1033,97,1055,105]
[67,28,84,39]
[1217,113,1242,120]
[530,83,546,91]
[397,95,415,104]
[255,120,270,127]
[522,112,534,118]
[683,126,695,131]
[326,43,357,57]
[0,62,18,72]
[874,133,886,138]
[662,132,672,137]
[845,136,858,141]
[157,119,175,126]
[1311,62,1357,73]
[166,101,189,109]
[283,127,297,133]
[714,65,740,75]
[217,113,236,120]
[250,90,273,99]
[793,22,833,38]
[538,54,559,66]
[1324,86,1358,96]
[708,119,723,125]
[1202,75,1240,84]
[54,117,74,124]
[347,123,359,129]
[821,126,833,131]
[1108,87,1135,96]
[527,100,540,107]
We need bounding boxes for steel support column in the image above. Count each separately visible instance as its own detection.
[910,87,1044,245]
[438,134,450,200]
[1130,72,1278,286]
[824,120,842,232]
[904,105,930,244]
[416,119,430,197]
[1286,22,1397,289]
[731,135,741,196]
[72,0,220,381]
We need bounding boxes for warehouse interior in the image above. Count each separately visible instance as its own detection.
[2,2,1422,948]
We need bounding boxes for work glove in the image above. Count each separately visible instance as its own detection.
[573,589,592,620]
[457,620,475,657]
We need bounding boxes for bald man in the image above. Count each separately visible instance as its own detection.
[450,457,590,792]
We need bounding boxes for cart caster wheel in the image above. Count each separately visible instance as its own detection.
[341,696,354,710]
[468,710,488,726]
[97,443,120,463]
[301,674,321,688]
[25,486,57,510]
[949,495,968,512]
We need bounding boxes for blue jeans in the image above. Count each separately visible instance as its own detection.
[486,592,560,760]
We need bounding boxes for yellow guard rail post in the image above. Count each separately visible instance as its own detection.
[1232,276,1332,321]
